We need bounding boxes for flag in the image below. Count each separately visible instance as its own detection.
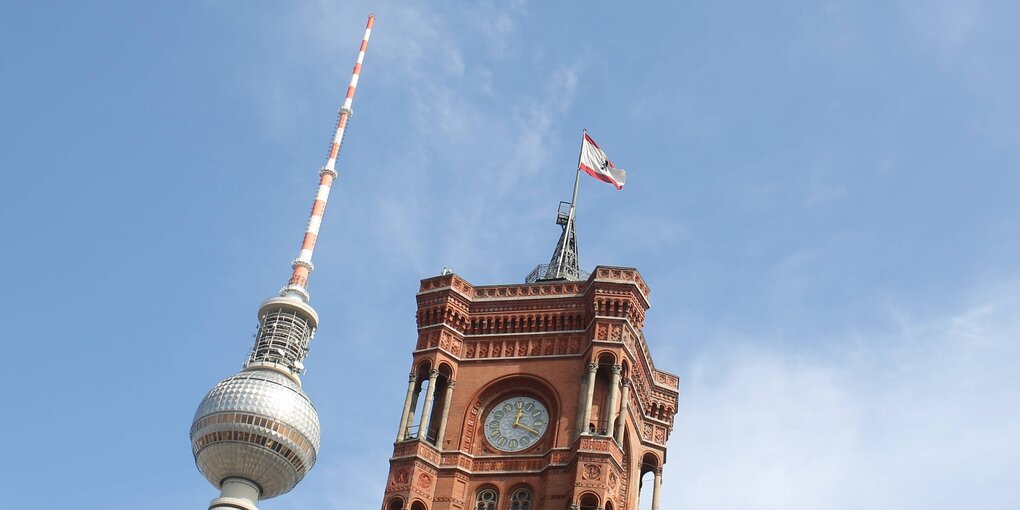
[579,132,627,190]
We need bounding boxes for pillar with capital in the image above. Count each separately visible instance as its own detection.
[435,380,456,450]
[417,369,440,442]
[604,364,622,435]
[651,467,663,510]
[574,373,588,437]
[396,372,418,442]
[579,362,599,435]
[614,379,630,443]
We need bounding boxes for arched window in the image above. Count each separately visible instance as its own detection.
[578,493,599,510]
[637,452,661,509]
[510,487,532,510]
[386,497,404,510]
[476,488,498,510]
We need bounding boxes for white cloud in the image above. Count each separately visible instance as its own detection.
[663,278,1020,509]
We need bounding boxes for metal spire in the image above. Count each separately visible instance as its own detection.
[282,15,375,303]
[525,130,589,283]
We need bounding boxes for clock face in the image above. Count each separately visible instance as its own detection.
[484,396,549,452]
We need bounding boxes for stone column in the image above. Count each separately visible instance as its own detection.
[574,373,588,437]
[651,468,663,510]
[604,364,622,435]
[579,362,599,435]
[396,372,418,442]
[435,381,456,450]
[417,369,440,442]
[403,378,421,438]
[614,379,630,443]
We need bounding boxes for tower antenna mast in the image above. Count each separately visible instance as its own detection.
[283,14,375,302]
[191,15,375,510]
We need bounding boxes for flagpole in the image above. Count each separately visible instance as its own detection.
[570,129,585,213]
[555,130,586,277]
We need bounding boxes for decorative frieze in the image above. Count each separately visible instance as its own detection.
[593,267,650,300]
[391,440,441,465]
[640,422,670,446]
[473,282,587,300]
[653,370,679,388]
[461,335,584,360]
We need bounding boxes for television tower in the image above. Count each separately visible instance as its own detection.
[190,15,374,510]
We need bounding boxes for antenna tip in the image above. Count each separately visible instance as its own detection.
[367,14,376,27]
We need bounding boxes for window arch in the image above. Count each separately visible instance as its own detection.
[510,487,532,510]
[476,488,498,510]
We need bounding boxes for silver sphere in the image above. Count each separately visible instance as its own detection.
[191,368,320,499]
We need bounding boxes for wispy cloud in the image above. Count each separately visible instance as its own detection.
[274,2,584,279]
[901,0,984,55]
[664,277,1020,509]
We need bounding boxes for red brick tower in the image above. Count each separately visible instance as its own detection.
[381,267,680,510]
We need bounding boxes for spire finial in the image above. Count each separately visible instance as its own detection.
[527,130,626,283]
[525,130,587,283]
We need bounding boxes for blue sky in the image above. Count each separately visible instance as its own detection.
[1,1,1018,509]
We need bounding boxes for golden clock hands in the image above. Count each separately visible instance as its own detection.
[514,422,539,434]
[511,410,538,433]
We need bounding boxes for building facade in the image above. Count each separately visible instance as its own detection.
[382,266,680,510]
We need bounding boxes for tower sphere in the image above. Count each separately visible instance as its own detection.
[191,368,321,499]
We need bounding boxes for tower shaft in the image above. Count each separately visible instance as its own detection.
[192,15,377,510]
[382,268,679,510]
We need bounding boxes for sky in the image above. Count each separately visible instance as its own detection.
[1,1,1018,509]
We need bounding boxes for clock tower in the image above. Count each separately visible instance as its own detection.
[381,266,679,510]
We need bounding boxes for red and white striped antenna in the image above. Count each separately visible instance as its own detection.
[282,14,375,302]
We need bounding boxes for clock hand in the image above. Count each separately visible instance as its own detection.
[514,422,539,434]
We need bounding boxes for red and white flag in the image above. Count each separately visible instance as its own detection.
[579,132,627,190]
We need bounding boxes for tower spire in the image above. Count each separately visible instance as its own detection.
[191,15,375,510]
[526,130,588,283]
